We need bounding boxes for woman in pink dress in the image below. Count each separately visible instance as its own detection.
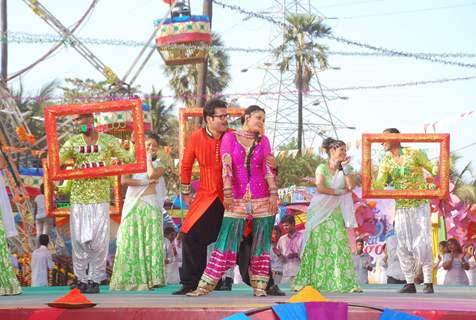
[187,105,278,297]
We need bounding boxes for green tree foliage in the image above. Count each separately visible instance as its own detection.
[275,139,326,188]
[11,79,60,149]
[143,87,179,193]
[163,32,231,107]
[143,87,177,149]
[273,14,331,155]
[60,78,140,103]
[451,154,476,203]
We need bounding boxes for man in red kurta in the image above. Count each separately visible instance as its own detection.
[174,99,229,294]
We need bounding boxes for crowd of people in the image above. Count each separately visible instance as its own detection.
[1,98,475,298]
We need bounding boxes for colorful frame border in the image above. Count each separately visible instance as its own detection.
[44,99,146,181]
[42,159,122,217]
[361,133,450,199]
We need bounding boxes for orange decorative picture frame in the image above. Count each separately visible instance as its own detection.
[361,133,450,199]
[178,107,245,166]
[42,160,122,217]
[44,99,146,181]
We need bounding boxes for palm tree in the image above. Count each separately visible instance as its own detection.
[163,32,230,107]
[274,14,331,155]
[143,87,177,147]
[61,78,140,104]
[275,139,326,188]
[11,79,60,149]
[196,0,213,108]
[447,153,476,203]
[143,87,179,193]
[455,182,476,204]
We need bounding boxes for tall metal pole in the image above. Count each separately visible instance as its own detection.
[1,0,7,83]
[195,0,212,108]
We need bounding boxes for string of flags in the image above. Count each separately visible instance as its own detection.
[223,286,425,320]
[423,110,474,133]
[273,108,473,157]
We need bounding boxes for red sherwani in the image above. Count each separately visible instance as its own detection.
[180,128,224,233]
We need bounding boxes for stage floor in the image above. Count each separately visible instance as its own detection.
[1,284,475,319]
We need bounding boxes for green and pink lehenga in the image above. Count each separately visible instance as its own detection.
[190,131,276,296]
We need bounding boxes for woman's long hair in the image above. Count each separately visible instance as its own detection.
[448,238,463,254]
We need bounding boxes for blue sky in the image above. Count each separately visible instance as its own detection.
[7,0,476,177]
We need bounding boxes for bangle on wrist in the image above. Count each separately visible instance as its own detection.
[181,184,191,195]
[342,164,352,175]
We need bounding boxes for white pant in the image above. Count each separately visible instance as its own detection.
[70,203,110,283]
[36,217,51,236]
[394,204,433,284]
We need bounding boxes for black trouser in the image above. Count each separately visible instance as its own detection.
[387,276,406,284]
[237,233,275,290]
[179,198,224,289]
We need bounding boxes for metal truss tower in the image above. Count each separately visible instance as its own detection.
[253,0,352,151]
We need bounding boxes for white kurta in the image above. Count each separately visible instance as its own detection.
[443,253,469,285]
[277,231,304,282]
[352,252,374,284]
[466,256,476,286]
[34,194,46,219]
[434,255,447,285]
[165,238,180,284]
[31,245,54,287]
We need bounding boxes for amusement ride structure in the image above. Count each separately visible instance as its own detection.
[0,0,212,284]
[253,0,353,150]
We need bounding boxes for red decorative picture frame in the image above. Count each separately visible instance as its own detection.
[44,99,146,181]
[42,160,122,217]
[178,107,245,167]
[361,133,450,199]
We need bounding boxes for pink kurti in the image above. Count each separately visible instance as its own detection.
[221,131,273,199]
[196,131,276,294]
